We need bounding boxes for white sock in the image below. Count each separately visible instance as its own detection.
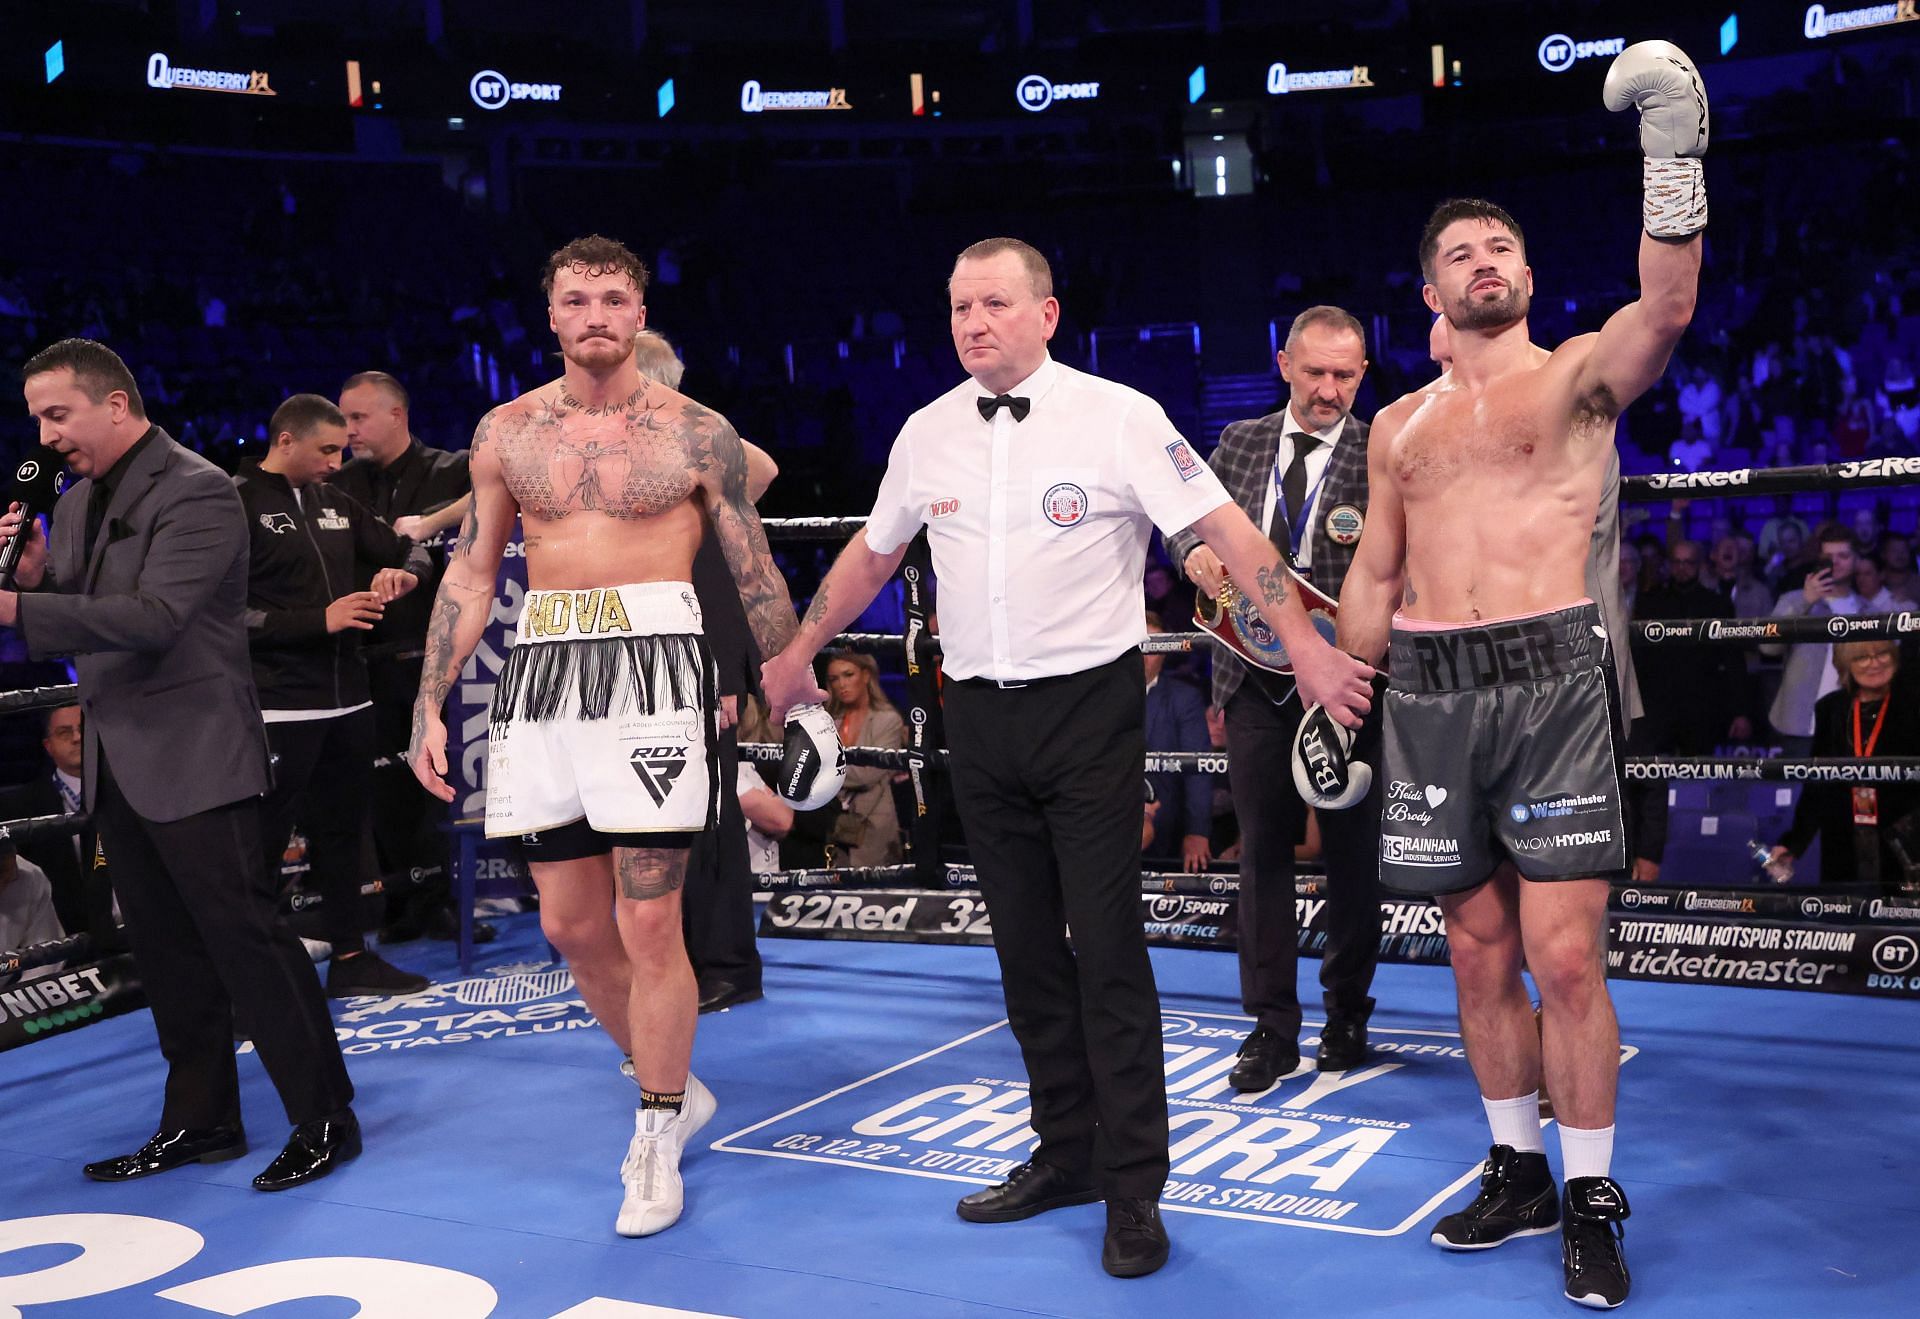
[1559,1124,1614,1182]
[1482,1093,1546,1154]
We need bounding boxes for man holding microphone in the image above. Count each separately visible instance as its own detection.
[0,339,358,1192]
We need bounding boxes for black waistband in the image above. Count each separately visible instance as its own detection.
[1389,602,1606,694]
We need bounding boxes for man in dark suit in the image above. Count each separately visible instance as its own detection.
[0,338,358,1191]
[331,370,479,942]
[1141,613,1213,868]
[0,703,116,945]
[1165,305,1384,1088]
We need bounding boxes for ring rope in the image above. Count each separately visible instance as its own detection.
[1619,457,1920,500]
[735,740,1920,785]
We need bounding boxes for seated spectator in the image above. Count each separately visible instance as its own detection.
[1667,418,1713,472]
[0,704,116,944]
[0,839,63,983]
[1766,523,1867,753]
[1677,364,1724,443]
[1879,358,1919,445]
[1770,640,1920,892]
[1141,612,1212,873]
[1709,535,1774,620]
[1881,534,1919,603]
[1619,540,1642,617]
[1832,378,1877,456]
[1853,505,1886,558]
[1634,540,1752,751]
[824,651,906,869]
[1759,516,1813,593]
[1854,551,1899,613]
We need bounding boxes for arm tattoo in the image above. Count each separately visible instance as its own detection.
[450,499,481,561]
[409,579,488,759]
[802,583,831,632]
[617,847,688,901]
[1254,563,1290,612]
[694,410,800,657]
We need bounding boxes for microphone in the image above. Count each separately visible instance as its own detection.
[0,454,65,590]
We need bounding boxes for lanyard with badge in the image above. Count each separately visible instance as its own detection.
[1852,695,1890,825]
[1271,444,1332,561]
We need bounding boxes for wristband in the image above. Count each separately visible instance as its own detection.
[1644,157,1706,239]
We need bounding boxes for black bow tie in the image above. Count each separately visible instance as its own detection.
[977,394,1032,422]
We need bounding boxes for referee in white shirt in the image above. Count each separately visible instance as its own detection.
[763,238,1373,1278]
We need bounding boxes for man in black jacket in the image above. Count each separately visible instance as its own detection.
[237,394,432,996]
[331,372,477,942]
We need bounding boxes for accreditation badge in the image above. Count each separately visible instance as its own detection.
[1325,503,1364,546]
[1852,786,1880,826]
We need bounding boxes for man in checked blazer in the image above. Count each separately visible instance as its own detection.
[0,339,358,1191]
[1165,306,1383,1089]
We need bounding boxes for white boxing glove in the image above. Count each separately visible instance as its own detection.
[1602,40,1708,158]
[1291,702,1372,811]
[778,702,846,810]
[1604,40,1709,240]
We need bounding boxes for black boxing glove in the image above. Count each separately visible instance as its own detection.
[779,703,846,810]
[1291,702,1372,810]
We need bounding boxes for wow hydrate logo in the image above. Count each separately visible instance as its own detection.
[713,1009,1636,1233]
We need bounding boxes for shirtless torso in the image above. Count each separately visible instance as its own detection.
[408,262,796,804]
[1381,341,1615,622]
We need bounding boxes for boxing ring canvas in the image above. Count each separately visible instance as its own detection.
[1,914,1913,1317]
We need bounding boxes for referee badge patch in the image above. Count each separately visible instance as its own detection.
[1041,482,1089,527]
[1325,504,1364,545]
[1165,440,1203,482]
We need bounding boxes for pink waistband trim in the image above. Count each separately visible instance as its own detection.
[1391,598,1595,632]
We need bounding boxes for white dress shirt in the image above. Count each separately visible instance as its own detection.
[1259,408,1344,570]
[864,355,1231,682]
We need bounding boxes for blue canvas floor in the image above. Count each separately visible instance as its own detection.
[1,914,1915,1317]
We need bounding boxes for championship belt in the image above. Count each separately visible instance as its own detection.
[1192,566,1339,703]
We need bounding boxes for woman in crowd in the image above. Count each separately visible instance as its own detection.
[823,652,907,869]
[1771,639,1920,891]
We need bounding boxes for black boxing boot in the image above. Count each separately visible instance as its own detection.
[1431,1144,1560,1249]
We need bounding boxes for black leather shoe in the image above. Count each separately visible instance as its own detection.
[1229,1025,1300,1092]
[252,1110,362,1192]
[956,1158,1100,1223]
[83,1126,247,1182]
[327,950,430,998]
[1316,1001,1374,1072]
[1102,1198,1170,1278]
[698,979,765,1014]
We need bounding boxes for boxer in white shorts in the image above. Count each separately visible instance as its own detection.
[406,236,808,1240]
[487,582,718,848]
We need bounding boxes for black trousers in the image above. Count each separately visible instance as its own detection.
[945,653,1169,1198]
[1225,685,1382,1037]
[683,725,763,990]
[94,749,353,1130]
[367,657,451,922]
[260,709,375,954]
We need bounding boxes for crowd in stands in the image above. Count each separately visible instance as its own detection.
[5,84,1920,912]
